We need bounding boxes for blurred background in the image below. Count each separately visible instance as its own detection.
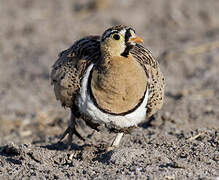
[0,0,219,145]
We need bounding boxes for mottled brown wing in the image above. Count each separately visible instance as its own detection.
[51,36,101,108]
[131,44,165,118]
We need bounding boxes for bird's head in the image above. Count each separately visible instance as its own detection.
[100,25,143,58]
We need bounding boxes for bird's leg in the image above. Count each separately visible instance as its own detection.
[107,132,124,151]
[59,112,85,149]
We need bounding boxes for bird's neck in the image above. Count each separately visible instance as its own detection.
[100,41,125,61]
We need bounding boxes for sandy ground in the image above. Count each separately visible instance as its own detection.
[0,0,219,179]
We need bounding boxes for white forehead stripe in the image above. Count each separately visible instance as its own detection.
[130,30,135,37]
[119,29,126,36]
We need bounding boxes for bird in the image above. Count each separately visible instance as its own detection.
[51,25,164,150]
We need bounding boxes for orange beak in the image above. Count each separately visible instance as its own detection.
[129,35,143,43]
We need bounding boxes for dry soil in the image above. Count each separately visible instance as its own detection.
[0,0,218,179]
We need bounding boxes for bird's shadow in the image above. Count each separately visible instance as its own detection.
[40,140,114,164]
[140,115,155,129]
[93,150,114,164]
[40,141,82,151]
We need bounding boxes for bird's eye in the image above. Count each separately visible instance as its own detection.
[112,34,120,40]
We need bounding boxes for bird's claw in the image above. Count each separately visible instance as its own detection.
[59,126,85,149]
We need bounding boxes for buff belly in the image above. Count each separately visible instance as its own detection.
[77,64,149,128]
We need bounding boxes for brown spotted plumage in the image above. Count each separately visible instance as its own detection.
[51,36,100,108]
[51,25,164,150]
[131,44,165,118]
